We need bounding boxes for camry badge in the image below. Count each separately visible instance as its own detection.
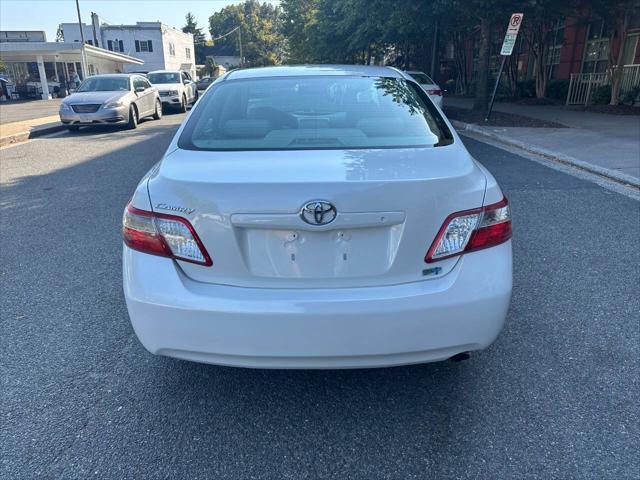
[155,203,195,215]
[300,200,337,226]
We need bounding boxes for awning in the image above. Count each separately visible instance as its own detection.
[0,42,143,65]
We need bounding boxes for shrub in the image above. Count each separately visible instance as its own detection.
[621,86,640,106]
[546,80,569,100]
[444,79,456,94]
[516,79,536,98]
[591,85,612,105]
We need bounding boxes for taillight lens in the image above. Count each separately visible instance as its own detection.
[123,204,212,266]
[425,197,512,263]
[427,89,443,96]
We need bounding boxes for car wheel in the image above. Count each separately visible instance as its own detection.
[67,125,80,132]
[153,99,162,120]
[179,95,187,113]
[127,105,138,129]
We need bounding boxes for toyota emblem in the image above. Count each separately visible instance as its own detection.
[300,201,337,226]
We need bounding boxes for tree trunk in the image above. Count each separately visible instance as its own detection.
[610,15,629,105]
[532,25,548,98]
[473,17,491,112]
[534,48,548,98]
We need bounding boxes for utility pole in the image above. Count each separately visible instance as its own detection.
[211,26,243,68]
[238,28,243,67]
[75,0,89,80]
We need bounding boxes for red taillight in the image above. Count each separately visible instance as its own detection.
[427,89,443,96]
[425,197,512,263]
[122,203,212,266]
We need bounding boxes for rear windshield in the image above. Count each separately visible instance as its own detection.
[409,73,434,84]
[178,75,452,151]
[78,77,129,92]
[148,72,180,84]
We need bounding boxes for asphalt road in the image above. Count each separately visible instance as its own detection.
[1,114,638,480]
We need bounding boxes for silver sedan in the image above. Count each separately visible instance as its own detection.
[59,74,162,130]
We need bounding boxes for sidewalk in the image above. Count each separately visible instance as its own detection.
[0,99,64,147]
[445,97,640,186]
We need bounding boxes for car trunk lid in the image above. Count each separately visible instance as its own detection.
[147,145,486,288]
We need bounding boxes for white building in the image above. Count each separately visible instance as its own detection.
[0,41,142,100]
[209,55,241,69]
[0,30,47,43]
[61,14,195,78]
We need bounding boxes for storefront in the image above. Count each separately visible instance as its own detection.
[0,42,143,100]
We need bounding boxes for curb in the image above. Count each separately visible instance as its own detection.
[451,120,640,189]
[0,123,66,148]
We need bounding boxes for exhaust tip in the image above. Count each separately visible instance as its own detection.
[449,352,471,362]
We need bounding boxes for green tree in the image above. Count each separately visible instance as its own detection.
[183,12,207,64]
[281,0,320,63]
[520,0,578,98]
[591,1,639,105]
[281,0,443,73]
[209,0,285,67]
[183,12,205,45]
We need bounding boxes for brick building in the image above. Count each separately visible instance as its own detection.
[442,7,640,104]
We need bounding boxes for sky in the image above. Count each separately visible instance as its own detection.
[0,0,278,42]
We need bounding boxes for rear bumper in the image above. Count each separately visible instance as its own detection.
[123,242,512,369]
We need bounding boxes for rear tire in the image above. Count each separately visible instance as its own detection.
[152,99,162,120]
[67,125,80,132]
[179,95,187,113]
[127,105,138,129]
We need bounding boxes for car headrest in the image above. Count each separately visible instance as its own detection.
[222,120,272,138]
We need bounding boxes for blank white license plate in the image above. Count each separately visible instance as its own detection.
[79,115,92,122]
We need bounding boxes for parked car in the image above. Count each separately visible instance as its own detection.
[147,70,198,112]
[123,65,512,369]
[196,76,215,91]
[405,71,444,108]
[59,74,162,131]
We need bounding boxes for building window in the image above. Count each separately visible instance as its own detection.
[186,47,191,59]
[545,21,564,79]
[583,39,609,73]
[86,39,93,46]
[582,19,610,74]
[135,40,153,53]
[107,39,124,52]
[622,34,639,65]
[169,42,176,56]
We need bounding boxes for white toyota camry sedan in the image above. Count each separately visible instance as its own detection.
[123,65,512,369]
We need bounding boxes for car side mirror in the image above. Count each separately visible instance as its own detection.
[135,86,145,93]
[183,79,190,85]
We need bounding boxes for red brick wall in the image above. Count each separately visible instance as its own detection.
[557,17,588,80]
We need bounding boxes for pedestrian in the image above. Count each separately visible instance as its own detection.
[72,71,80,89]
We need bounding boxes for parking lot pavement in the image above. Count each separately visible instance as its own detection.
[1,119,638,479]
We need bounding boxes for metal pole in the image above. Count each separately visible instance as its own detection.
[238,28,243,67]
[485,55,507,122]
[75,0,89,79]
